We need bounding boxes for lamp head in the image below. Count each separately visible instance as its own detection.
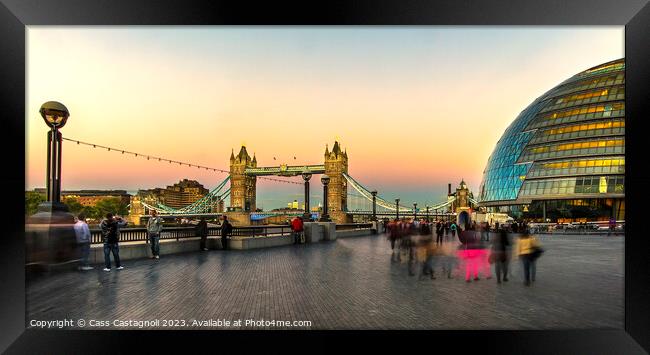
[40,101,69,129]
[320,174,330,185]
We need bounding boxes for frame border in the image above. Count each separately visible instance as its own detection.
[2,0,649,353]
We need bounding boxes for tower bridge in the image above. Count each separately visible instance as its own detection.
[128,140,478,225]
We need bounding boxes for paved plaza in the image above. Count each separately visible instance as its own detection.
[26,233,624,330]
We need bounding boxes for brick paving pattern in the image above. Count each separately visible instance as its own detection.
[26,233,624,330]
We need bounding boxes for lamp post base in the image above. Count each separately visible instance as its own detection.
[36,201,70,214]
[26,202,78,272]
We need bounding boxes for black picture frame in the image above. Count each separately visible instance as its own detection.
[2,0,649,353]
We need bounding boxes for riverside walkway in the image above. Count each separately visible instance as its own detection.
[26,233,623,330]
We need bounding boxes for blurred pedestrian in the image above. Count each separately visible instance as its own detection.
[608,217,616,236]
[74,213,93,271]
[450,221,458,240]
[435,220,443,244]
[419,233,437,280]
[491,228,511,283]
[516,230,543,286]
[444,220,450,240]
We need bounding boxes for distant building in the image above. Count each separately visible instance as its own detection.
[139,179,209,209]
[287,200,299,209]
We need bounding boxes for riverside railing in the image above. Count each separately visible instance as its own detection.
[335,223,374,231]
[90,225,293,244]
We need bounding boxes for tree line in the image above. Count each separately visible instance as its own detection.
[25,191,129,220]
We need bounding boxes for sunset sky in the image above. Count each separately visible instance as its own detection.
[26,27,623,209]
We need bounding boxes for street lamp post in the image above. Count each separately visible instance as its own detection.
[302,172,312,221]
[40,101,70,211]
[413,203,417,220]
[370,190,377,221]
[319,175,331,222]
[426,205,430,222]
[395,198,400,220]
[26,101,77,269]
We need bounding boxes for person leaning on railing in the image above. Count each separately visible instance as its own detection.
[197,217,209,251]
[220,216,233,250]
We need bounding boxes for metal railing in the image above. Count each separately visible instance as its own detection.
[527,221,625,235]
[90,225,292,244]
[335,223,374,231]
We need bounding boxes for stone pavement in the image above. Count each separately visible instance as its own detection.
[26,233,624,330]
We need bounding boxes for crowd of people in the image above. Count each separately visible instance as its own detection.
[384,218,544,286]
[72,210,543,285]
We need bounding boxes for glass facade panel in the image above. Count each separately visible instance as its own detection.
[519,176,624,197]
[519,138,624,162]
[526,156,625,178]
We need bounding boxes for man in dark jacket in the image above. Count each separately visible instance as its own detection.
[100,213,128,272]
[220,216,233,250]
[197,217,209,251]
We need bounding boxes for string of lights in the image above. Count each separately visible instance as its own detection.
[63,137,303,185]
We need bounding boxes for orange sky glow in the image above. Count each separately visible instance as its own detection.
[26,27,623,207]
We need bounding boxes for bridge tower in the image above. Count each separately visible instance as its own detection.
[324,141,351,224]
[127,194,144,225]
[229,146,257,212]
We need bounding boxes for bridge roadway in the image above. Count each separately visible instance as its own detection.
[26,233,623,329]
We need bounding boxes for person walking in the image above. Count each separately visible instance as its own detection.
[73,213,93,271]
[146,210,163,259]
[450,221,458,240]
[220,216,233,250]
[516,230,542,286]
[197,217,209,251]
[405,226,416,276]
[419,233,437,280]
[444,220,450,240]
[100,213,128,272]
[608,217,616,236]
[388,219,399,262]
[491,228,511,283]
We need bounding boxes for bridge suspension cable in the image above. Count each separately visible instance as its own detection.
[343,172,454,213]
[140,176,231,214]
[63,137,302,185]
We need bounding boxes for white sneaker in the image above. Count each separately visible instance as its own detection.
[116,266,125,270]
[81,266,94,271]
[103,268,111,272]
[155,255,159,259]
[202,248,208,251]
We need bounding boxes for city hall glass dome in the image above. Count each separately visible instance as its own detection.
[479,59,625,221]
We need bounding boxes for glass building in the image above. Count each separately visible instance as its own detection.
[478,59,625,222]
